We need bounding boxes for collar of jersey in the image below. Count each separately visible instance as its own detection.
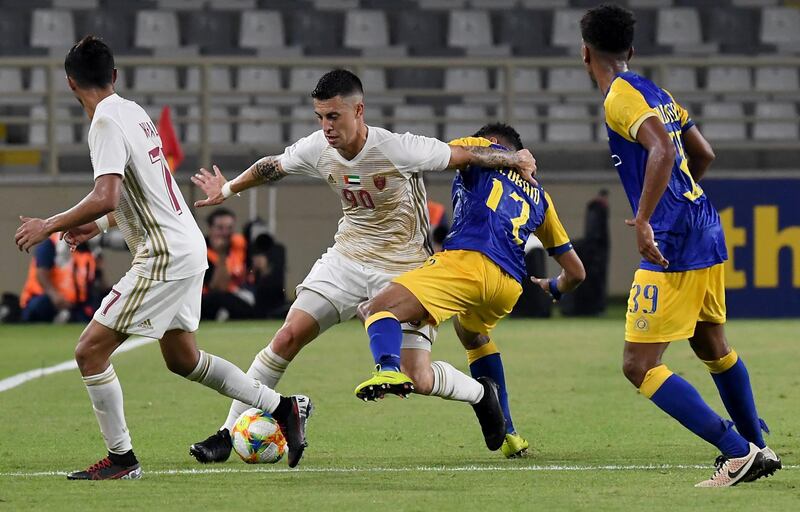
[329,125,374,167]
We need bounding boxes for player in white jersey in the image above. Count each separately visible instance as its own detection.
[189,69,537,462]
[14,36,312,479]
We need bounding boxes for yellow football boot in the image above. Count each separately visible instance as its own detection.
[501,432,530,458]
[355,365,414,401]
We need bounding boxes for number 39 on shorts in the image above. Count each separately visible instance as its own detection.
[629,284,658,314]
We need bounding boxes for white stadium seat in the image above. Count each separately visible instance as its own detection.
[344,10,390,49]
[239,11,285,49]
[135,11,180,48]
[753,102,799,140]
[546,104,593,142]
[701,103,747,141]
[237,106,283,145]
[392,105,438,138]
[31,10,75,49]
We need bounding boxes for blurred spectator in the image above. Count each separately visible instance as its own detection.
[202,208,254,321]
[427,199,449,253]
[19,234,97,323]
[560,189,610,316]
[250,233,289,318]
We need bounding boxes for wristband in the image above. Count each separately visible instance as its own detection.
[548,278,562,301]
[221,181,238,199]
[95,215,110,233]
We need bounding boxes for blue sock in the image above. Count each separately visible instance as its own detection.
[366,313,402,372]
[641,365,750,458]
[467,341,514,434]
[705,351,767,449]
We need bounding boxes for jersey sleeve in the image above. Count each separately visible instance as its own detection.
[89,116,129,180]
[534,192,573,256]
[664,89,695,132]
[382,132,452,176]
[604,79,658,142]
[278,131,326,179]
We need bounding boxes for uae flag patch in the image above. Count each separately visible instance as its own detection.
[343,175,361,185]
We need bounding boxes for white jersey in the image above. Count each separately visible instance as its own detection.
[279,126,451,273]
[89,94,207,281]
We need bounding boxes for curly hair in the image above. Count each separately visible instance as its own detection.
[311,69,364,100]
[580,3,636,54]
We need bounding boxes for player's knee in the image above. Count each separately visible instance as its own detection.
[75,334,102,373]
[165,356,195,377]
[270,323,309,360]
[621,357,650,388]
[356,300,381,323]
[460,332,490,350]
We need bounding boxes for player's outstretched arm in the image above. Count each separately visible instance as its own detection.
[531,249,586,301]
[682,125,715,182]
[192,156,287,208]
[15,174,121,253]
[447,145,537,185]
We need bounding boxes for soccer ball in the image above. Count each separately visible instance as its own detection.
[231,408,286,464]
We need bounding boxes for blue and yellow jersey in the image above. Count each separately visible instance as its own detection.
[604,71,727,272]
[443,137,573,283]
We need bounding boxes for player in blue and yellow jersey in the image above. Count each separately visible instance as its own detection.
[580,4,780,487]
[354,124,585,453]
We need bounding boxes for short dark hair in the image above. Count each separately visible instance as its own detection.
[580,3,636,55]
[473,123,523,151]
[64,35,115,89]
[311,69,364,100]
[207,207,236,227]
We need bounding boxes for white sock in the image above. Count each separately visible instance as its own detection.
[430,361,484,405]
[83,365,132,455]
[187,351,282,418]
[220,345,290,431]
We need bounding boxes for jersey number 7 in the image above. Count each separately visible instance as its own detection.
[149,146,183,215]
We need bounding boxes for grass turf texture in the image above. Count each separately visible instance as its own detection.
[0,314,797,511]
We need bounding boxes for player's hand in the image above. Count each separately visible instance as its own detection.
[514,149,538,186]
[15,216,51,252]
[192,165,227,208]
[531,276,560,303]
[625,218,669,269]
[62,222,100,251]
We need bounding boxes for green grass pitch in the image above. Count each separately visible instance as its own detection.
[0,313,797,510]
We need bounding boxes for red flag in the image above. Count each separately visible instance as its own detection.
[157,106,184,173]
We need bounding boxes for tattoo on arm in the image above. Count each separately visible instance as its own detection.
[252,156,287,183]
[465,146,517,169]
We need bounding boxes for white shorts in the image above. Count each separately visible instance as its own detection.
[293,247,435,350]
[93,269,203,339]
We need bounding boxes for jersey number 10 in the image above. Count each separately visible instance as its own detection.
[485,178,534,246]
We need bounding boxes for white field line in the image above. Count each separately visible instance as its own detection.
[1,464,795,477]
[0,336,154,393]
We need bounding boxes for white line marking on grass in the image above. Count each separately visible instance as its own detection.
[0,337,154,393]
[1,464,795,477]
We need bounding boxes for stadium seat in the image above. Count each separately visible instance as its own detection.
[0,69,26,105]
[76,9,134,56]
[470,0,516,8]
[520,0,568,7]
[662,66,698,93]
[313,0,359,9]
[392,105,438,138]
[444,67,491,98]
[547,67,592,95]
[29,105,74,145]
[448,9,509,55]
[30,9,75,49]
[546,104,593,142]
[551,9,584,54]
[157,0,205,8]
[392,10,448,55]
[493,8,551,56]
[288,105,319,142]
[344,10,389,49]
[289,67,332,94]
[755,67,800,93]
[29,67,73,104]
[628,0,674,6]
[359,68,401,106]
[53,0,98,7]
[760,7,800,49]
[0,9,31,56]
[753,102,799,140]
[656,8,701,47]
[185,66,245,105]
[237,106,283,145]
[443,104,487,141]
[707,7,760,54]
[288,10,344,55]
[706,66,752,93]
[418,0,467,9]
[135,11,180,49]
[701,103,747,141]
[209,0,255,9]
[185,106,233,144]
[181,10,238,53]
[236,66,298,106]
[239,11,285,50]
[509,104,541,143]
[132,67,179,93]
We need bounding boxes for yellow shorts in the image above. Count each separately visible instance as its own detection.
[625,263,727,343]
[392,250,522,336]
